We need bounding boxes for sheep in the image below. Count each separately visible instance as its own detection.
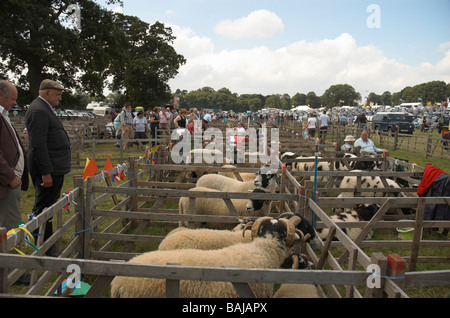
[290,156,330,183]
[338,172,404,198]
[196,166,278,193]
[278,212,317,243]
[218,165,259,182]
[178,187,273,229]
[334,153,382,171]
[158,220,253,251]
[273,254,323,298]
[185,149,223,164]
[110,216,303,298]
[317,204,379,241]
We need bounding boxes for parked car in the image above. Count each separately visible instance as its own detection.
[372,112,415,135]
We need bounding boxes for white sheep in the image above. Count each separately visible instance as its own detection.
[178,187,273,229]
[338,173,404,198]
[196,167,277,193]
[290,156,330,182]
[110,217,302,298]
[273,254,322,298]
[185,149,223,164]
[158,220,253,251]
[218,165,257,182]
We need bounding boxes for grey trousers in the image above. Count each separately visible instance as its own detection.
[0,185,22,230]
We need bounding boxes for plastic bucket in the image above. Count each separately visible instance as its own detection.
[396,227,414,240]
[396,220,422,240]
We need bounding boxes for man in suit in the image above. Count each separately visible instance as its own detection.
[0,80,31,285]
[25,79,71,256]
[0,80,29,231]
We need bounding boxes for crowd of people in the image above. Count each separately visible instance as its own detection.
[111,104,217,149]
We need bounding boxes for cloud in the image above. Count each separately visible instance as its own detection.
[214,9,284,40]
[168,28,450,96]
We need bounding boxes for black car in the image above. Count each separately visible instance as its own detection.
[372,112,415,135]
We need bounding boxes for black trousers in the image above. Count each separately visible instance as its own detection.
[30,174,65,242]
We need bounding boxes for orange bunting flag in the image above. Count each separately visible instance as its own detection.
[104,156,114,172]
[83,158,98,180]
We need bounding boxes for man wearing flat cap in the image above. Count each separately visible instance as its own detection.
[25,79,71,256]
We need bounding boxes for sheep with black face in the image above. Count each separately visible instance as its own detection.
[318,204,379,241]
[158,219,254,251]
[110,217,303,298]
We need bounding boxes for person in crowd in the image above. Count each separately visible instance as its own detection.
[421,116,429,132]
[113,109,121,147]
[319,110,329,139]
[342,135,355,153]
[0,80,31,284]
[174,108,188,129]
[307,113,317,138]
[358,113,367,130]
[302,121,309,139]
[354,130,389,156]
[149,107,160,146]
[340,113,347,126]
[25,79,71,257]
[236,122,246,133]
[0,80,29,232]
[133,110,149,147]
[159,107,171,130]
[119,102,134,150]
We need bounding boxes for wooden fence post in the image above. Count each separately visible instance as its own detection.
[73,176,85,259]
[387,254,406,289]
[409,198,426,272]
[84,176,95,259]
[426,135,433,158]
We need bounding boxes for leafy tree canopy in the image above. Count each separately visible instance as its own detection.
[0,0,185,108]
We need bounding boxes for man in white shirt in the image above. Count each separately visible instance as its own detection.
[319,111,329,139]
[354,130,389,156]
[307,113,317,138]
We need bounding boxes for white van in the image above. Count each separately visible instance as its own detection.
[86,101,109,111]
[92,106,113,117]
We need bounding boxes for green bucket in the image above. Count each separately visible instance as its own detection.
[396,227,414,240]
[397,220,422,240]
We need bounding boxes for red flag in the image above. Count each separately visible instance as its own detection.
[83,158,98,180]
[104,156,114,172]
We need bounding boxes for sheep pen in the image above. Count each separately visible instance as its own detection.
[1,149,449,299]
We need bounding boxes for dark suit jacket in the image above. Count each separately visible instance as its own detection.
[0,114,29,199]
[25,97,71,176]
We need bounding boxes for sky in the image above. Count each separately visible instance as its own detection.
[97,0,450,98]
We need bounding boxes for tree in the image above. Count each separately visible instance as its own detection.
[0,0,125,101]
[0,0,185,108]
[264,95,283,109]
[110,17,186,107]
[291,93,307,106]
[321,84,360,108]
[381,91,392,105]
[306,92,321,108]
